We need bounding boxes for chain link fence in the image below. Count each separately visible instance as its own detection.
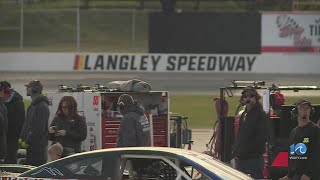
[0,0,306,52]
[0,0,152,52]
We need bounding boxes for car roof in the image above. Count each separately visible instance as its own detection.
[60,147,252,180]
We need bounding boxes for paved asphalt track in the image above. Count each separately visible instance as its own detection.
[1,71,319,152]
[1,71,319,95]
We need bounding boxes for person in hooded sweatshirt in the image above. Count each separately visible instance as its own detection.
[0,81,25,164]
[116,94,151,147]
[20,80,50,166]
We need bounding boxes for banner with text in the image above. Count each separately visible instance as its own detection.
[262,12,320,53]
[0,52,319,74]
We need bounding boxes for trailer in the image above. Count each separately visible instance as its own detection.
[47,85,170,152]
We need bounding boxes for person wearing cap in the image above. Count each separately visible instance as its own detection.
[279,100,320,180]
[116,94,151,147]
[232,86,268,179]
[0,81,25,164]
[20,80,50,166]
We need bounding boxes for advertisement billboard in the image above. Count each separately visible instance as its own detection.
[262,13,320,53]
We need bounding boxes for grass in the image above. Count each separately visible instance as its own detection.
[23,94,320,129]
[170,94,320,129]
[170,94,217,129]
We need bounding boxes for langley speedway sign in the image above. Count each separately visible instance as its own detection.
[73,54,256,72]
[0,52,319,74]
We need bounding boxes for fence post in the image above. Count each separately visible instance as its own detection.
[20,0,24,50]
[76,0,81,51]
[131,9,136,48]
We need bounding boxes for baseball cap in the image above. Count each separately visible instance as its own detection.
[25,80,43,93]
[0,81,11,91]
[296,99,312,107]
[242,86,257,95]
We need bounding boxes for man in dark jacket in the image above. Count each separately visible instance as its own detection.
[20,80,50,166]
[116,94,151,147]
[232,86,267,179]
[0,94,8,163]
[0,81,25,164]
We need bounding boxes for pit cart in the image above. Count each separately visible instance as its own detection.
[47,84,170,152]
[208,81,320,179]
[170,113,193,150]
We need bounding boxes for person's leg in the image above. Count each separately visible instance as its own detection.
[26,149,47,166]
[244,156,264,179]
[4,141,18,164]
[235,156,264,179]
[235,158,248,174]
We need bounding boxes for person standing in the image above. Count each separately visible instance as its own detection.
[0,81,25,164]
[0,90,8,164]
[48,96,87,157]
[20,80,50,166]
[116,94,151,147]
[232,86,267,179]
[279,100,320,180]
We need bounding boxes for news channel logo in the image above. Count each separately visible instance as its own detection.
[290,143,307,156]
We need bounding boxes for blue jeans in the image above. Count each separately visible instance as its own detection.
[235,155,265,179]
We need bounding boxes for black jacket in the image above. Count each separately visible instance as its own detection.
[233,102,267,160]
[287,122,320,180]
[48,114,87,153]
[4,91,25,143]
[116,103,151,147]
[20,95,50,152]
[0,100,8,160]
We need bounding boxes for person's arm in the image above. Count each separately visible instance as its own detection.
[301,127,320,179]
[15,100,25,134]
[116,120,124,147]
[48,116,59,141]
[65,116,87,141]
[0,111,5,161]
[116,114,137,147]
[0,113,3,138]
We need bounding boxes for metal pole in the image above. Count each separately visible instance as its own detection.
[76,0,80,51]
[20,0,24,50]
[131,9,136,48]
[176,116,182,148]
[149,114,154,146]
[220,88,226,162]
